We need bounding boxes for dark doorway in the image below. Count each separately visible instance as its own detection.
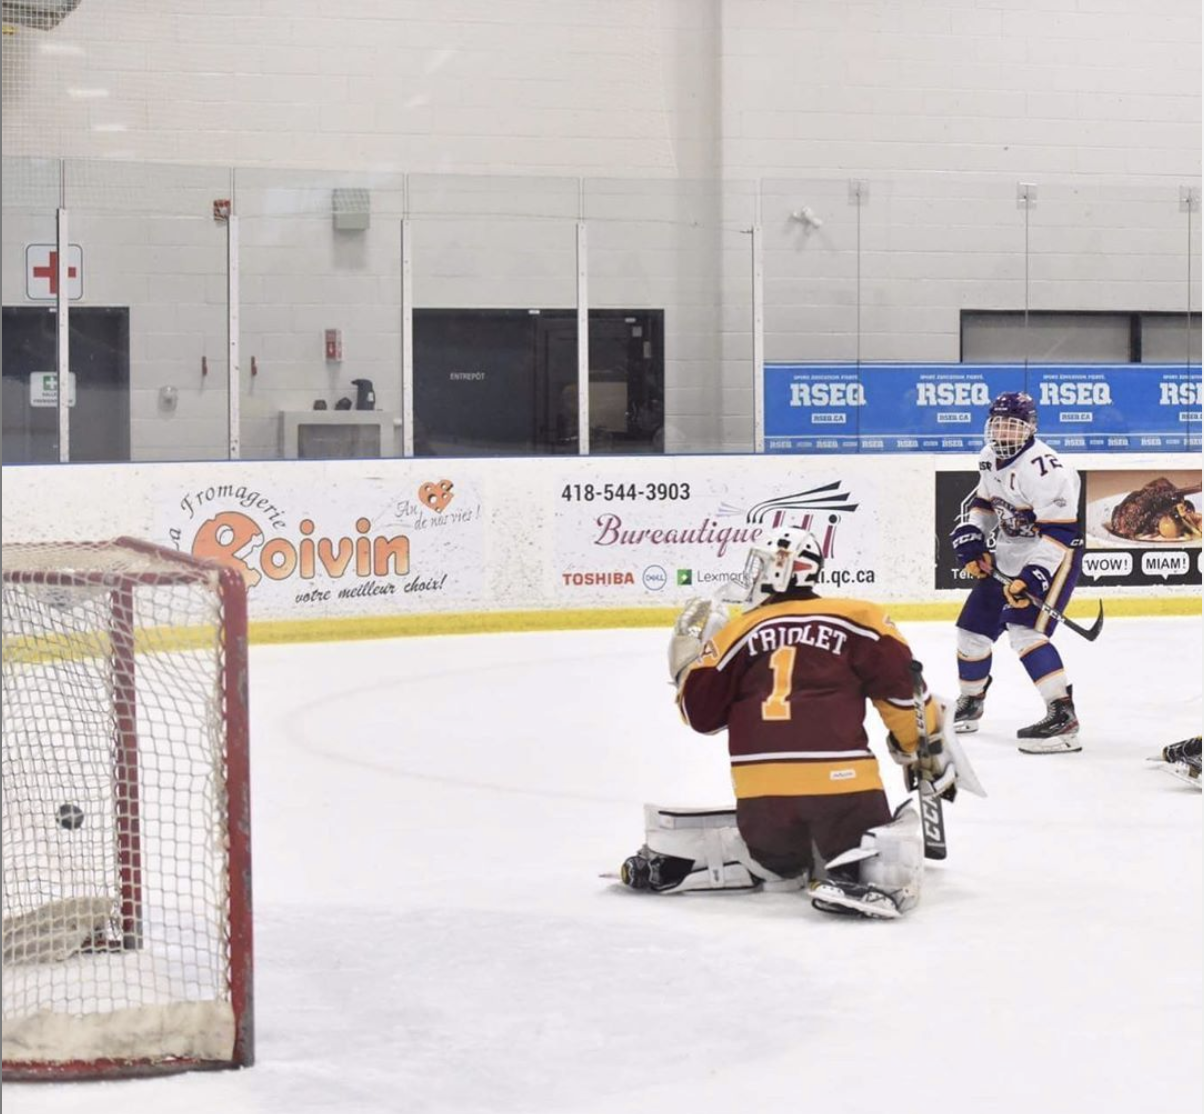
[412,308,664,457]
[2,306,131,463]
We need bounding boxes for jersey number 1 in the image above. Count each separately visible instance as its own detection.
[761,646,795,721]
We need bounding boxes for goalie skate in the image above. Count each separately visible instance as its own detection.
[1148,741,1202,789]
[1159,761,1202,789]
[1160,736,1202,765]
[809,879,901,920]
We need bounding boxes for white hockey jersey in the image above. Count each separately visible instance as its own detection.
[967,437,1081,578]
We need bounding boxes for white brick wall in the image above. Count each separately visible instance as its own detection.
[1,0,1199,456]
[722,0,1200,180]
[1,0,689,176]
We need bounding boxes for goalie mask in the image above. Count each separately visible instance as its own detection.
[741,527,825,602]
[984,391,1037,460]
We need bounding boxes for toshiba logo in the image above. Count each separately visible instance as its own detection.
[562,572,636,586]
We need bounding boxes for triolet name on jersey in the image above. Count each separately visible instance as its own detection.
[748,620,850,656]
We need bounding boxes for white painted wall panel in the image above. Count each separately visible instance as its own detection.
[0,1,1199,456]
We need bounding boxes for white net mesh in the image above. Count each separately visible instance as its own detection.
[1,539,249,1074]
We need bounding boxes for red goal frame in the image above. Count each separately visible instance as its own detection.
[1,538,253,1080]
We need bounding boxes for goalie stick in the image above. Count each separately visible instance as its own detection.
[988,567,1104,642]
[910,660,947,861]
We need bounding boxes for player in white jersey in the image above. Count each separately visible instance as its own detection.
[948,392,1084,753]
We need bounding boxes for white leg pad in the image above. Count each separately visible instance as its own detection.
[1007,624,1069,702]
[643,805,797,893]
[957,629,993,659]
[1007,624,1047,654]
[826,802,924,913]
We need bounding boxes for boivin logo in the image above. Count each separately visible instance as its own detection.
[191,512,409,589]
[418,479,455,512]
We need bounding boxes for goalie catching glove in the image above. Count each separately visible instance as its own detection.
[886,731,957,802]
[668,598,729,684]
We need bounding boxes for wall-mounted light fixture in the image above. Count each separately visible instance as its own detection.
[790,206,823,229]
[332,188,370,231]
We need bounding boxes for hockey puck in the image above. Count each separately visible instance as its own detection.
[58,803,85,830]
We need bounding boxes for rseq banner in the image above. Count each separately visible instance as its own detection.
[764,363,1202,454]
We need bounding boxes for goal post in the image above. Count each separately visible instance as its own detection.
[2,538,253,1079]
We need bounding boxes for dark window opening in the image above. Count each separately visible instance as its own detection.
[960,310,1201,364]
[412,308,664,457]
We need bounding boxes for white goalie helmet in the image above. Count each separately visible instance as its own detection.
[740,526,825,601]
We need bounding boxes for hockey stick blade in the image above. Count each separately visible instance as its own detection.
[989,568,1104,642]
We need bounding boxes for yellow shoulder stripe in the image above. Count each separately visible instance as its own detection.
[708,596,910,659]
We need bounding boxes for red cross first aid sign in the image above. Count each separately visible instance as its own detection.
[26,244,83,301]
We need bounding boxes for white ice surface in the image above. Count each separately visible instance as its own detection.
[6,616,1201,1114]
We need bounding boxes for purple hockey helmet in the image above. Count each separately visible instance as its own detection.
[985,391,1037,458]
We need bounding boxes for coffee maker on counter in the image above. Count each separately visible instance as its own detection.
[351,378,375,410]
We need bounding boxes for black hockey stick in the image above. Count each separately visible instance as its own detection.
[988,568,1104,642]
[909,660,947,861]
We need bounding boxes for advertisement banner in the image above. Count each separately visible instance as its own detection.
[1029,365,1201,451]
[552,464,882,602]
[765,363,1025,453]
[1080,467,1202,588]
[157,470,486,614]
[766,363,1202,454]
[763,365,869,453]
[935,467,1201,591]
[4,452,1195,629]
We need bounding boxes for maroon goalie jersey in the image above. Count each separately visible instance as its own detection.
[678,595,939,800]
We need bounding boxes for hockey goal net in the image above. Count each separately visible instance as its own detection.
[1,538,252,1079]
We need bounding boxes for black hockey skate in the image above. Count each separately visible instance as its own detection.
[1162,736,1202,765]
[619,848,693,893]
[1155,736,1202,788]
[809,878,901,920]
[953,676,991,734]
[1017,688,1081,754]
[1174,755,1202,780]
